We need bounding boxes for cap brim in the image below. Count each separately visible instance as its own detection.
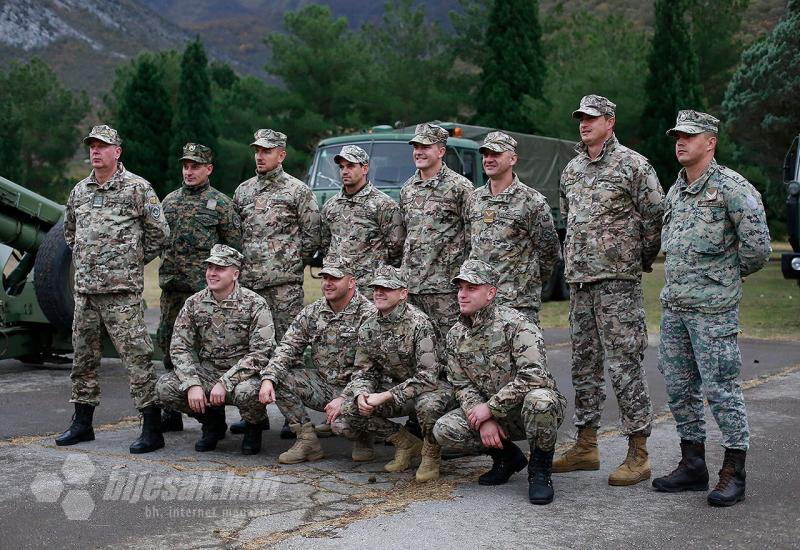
[204,257,238,267]
[83,136,117,146]
[572,108,604,119]
[451,274,490,286]
[251,140,283,149]
[479,143,513,154]
[180,155,210,163]
[369,278,405,289]
[319,267,347,278]
[666,124,713,136]
[408,136,444,145]
[334,154,365,165]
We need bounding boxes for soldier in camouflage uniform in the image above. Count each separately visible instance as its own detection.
[399,122,473,345]
[554,95,664,486]
[258,254,376,464]
[465,131,561,326]
[58,125,170,454]
[340,265,455,481]
[157,143,242,432]
[652,111,771,507]
[321,145,405,292]
[433,260,566,505]
[156,245,276,455]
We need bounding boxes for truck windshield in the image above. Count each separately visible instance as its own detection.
[310,142,416,189]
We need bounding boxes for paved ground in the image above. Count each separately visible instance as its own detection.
[1,327,798,549]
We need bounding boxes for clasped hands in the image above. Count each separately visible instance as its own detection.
[468,402,506,449]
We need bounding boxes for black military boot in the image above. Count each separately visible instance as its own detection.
[280,418,296,440]
[707,448,746,506]
[241,422,263,455]
[528,446,555,505]
[195,407,227,452]
[405,413,423,440]
[55,403,96,446]
[478,440,528,486]
[652,440,709,492]
[130,405,165,454]
[161,408,184,432]
[230,415,270,434]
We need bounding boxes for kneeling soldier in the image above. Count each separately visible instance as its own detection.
[433,260,566,504]
[156,245,276,455]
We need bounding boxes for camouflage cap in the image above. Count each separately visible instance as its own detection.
[479,131,518,154]
[408,122,449,146]
[251,129,287,149]
[666,110,720,136]
[204,244,243,268]
[83,125,121,146]
[572,95,616,119]
[334,145,370,165]
[180,142,213,164]
[368,265,407,289]
[319,253,354,278]
[451,259,499,287]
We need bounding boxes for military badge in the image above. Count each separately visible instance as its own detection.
[206,199,217,210]
[92,194,105,208]
[413,195,425,208]
[483,209,496,223]
[212,312,226,330]
[705,188,718,201]
[148,196,158,205]
[255,197,268,210]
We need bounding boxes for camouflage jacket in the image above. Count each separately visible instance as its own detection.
[170,283,276,393]
[559,135,664,283]
[399,163,473,294]
[261,291,376,389]
[661,159,771,313]
[233,166,321,289]
[345,301,440,406]
[64,163,169,294]
[465,174,561,310]
[159,180,242,292]
[446,303,557,418]
[321,181,405,286]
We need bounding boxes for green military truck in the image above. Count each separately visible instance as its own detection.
[781,134,800,285]
[305,122,576,300]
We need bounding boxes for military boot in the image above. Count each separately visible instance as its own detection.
[161,408,184,432]
[230,415,269,434]
[528,445,555,505]
[608,434,651,486]
[241,422,263,455]
[280,418,296,440]
[707,448,746,507]
[552,427,599,473]
[416,440,442,482]
[351,433,376,462]
[385,427,423,472]
[278,422,324,464]
[478,440,528,486]
[55,403,95,446]
[130,405,165,454]
[194,407,227,452]
[652,440,709,492]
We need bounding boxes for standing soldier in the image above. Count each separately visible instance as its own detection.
[157,143,241,432]
[466,131,561,325]
[233,129,321,438]
[57,125,170,454]
[399,122,473,345]
[433,260,566,505]
[653,111,771,507]
[320,145,405,292]
[554,95,664,486]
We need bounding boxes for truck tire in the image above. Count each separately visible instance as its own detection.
[33,220,74,332]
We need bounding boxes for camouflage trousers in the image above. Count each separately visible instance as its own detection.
[274,370,347,427]
[71,292,155,410]
[433,388,566,453]
[568,279,652,436]
[156,290,193,371]
[408,292,460,350]
[340,381,455,444]
[155,366,265,424]
[658,307,749,450]
[254,283,304,342]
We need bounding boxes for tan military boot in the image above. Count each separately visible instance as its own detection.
[415,440,442,482]
[552,427,600,473]
[351,433,375,462]
[384,427,423,472]
[608,435,651,486]
[278,422,324,464]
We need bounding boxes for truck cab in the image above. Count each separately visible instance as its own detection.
[781,134,800,285]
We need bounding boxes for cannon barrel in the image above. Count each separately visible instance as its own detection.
[0,175,65,252]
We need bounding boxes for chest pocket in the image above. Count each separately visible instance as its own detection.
[691,204,727,255]
[592,176,628,216]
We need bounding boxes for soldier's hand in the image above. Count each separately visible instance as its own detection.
[366,391,393,408]
[467,403,493,429]
[479,420,507,449]
[210,382,227,406]
[325,396,345,424]
[187,386,208,414]
[259,380,276,404]
[357,393,374,416]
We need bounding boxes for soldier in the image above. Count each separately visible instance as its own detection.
[156,245,276,455]
[320,145,405,292]
[554,95,664,486]
[399,122,473,345]
[433,260,566,505]
[58,124,169,454]
[340,265,455,481]
[157,143,242,432]
[234,129,321,438]
[465,131,561,326]
[258,254,376,464]
[652,111,771,506]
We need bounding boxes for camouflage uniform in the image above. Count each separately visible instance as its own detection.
[157,143,242,370]
[234,129,321,340]
[400,123,473,344]
[467,132,561,325]
[64,126,169,410]
[433,261,566,453]
[559,96,664,436]
[659,111,771,450]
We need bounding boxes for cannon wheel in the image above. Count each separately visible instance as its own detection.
[33,220,74,332]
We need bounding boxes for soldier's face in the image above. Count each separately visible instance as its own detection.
[482,151,517,178]
[254,146,286,174]
[338,161,368,192]
[372,286,408,314]
[674,132,716,167]
[412,143,445,171]
[321,273,354,302]
[182,161,213,186]
[578,114,614,147]
[456,280,496,317]
[206,264,239,294]
[88,140,121,171]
